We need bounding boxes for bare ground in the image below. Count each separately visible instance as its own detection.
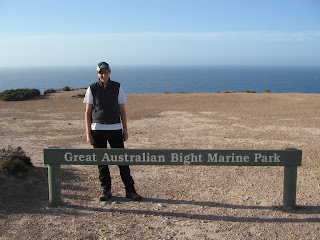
[0,90,319,240]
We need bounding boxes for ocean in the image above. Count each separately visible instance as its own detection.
[0,65,319,94]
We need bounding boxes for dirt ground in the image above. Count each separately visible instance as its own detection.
[0,90,319,240]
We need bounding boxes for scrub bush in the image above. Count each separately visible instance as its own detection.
[223,91,235,93]
[239,90,256,93]
[0,146,32,174]
[62,86,71,91]
[0,88,40,101]
[44,88,56,94]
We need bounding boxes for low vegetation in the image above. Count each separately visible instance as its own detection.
[61,86,71,91]
[0,86,79,100]
[0,88,40,101]
[0,146,33,174]
[217,89,271,93]
[239,90,256,93]
[223,91,235,93]
[44,88,56,94]
[0,87,272,101]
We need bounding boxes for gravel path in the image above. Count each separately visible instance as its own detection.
[1,90,319,239]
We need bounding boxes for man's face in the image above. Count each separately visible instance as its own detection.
[97,68,111,83]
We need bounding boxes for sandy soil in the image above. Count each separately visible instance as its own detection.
[0,90,319,240]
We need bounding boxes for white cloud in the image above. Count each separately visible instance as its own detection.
[1,31,320,43]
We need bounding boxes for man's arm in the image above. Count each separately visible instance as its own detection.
[85,103,94,145]
[119,103,128,141]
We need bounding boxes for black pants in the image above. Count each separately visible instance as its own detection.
[92,130,135,193]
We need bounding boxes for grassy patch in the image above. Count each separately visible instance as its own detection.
[44,88,56,94]
[0,146,33,174]
[239,90,256,93]
[0,88,40,101]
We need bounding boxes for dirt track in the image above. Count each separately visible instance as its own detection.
[1,90,319,239]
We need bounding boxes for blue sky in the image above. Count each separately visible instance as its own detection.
[0,0,320,67]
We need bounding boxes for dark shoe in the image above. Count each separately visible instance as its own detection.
[126,192,142,201]
[99,190,112,201]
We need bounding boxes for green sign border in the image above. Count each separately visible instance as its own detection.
[44,148,301,166]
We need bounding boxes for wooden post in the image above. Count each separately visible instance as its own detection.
[48,164,62,207]
[283,166,298,209]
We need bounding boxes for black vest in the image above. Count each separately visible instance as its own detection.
[90,80,121,124]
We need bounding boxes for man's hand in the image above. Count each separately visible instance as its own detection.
[123,131,129,141]
[87,133,94,145]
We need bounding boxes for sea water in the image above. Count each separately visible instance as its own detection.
[0,65,319,94]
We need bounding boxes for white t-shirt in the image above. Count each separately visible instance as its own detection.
[83,85,127,130]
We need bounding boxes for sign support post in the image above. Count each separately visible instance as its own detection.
[283,166,298,209]
[48,164,61,207]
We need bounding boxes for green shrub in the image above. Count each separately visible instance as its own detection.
[223,91,235,93]
[0,146,32,174]
[62,86,71,91]
[263,89,272,93]
[44,88,56,94]
[0,88,40,101]
[2,158,29,174]
[239,90,256,93]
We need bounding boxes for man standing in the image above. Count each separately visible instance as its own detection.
[83,62,142,201]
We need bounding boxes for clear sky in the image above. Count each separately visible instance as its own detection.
[0,0,320,67]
